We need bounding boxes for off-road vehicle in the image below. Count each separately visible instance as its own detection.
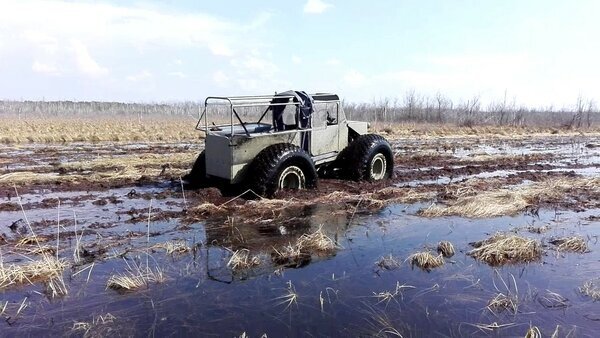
[185,90,393,197]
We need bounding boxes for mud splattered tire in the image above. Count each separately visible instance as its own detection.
[183,151,209,187]
[247,143,317,197]
[345,134,393,181]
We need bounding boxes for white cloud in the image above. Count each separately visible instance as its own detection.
[168,71,187,79]
[304,0,333,14]
[292,55,302,64]
[70,40,108,77]
[126,70,152,82]
[213,70,229,86]
[344,70,366,87]
[326,58,341,66]
[32,61,60,75]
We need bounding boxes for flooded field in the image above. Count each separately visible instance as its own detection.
[1,134,599,337]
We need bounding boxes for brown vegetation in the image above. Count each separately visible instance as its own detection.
[468,233,542,266]
[421,178,600,218]
[549,236,587,253]
[406,251,445,271]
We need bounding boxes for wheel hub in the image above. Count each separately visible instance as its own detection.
[370,154,387,180]
[279,166,305,190]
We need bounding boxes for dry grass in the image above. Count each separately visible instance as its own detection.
[376,254,401,270]
[0,254,68,296]
[549,236,587,253]
[227,249,261,271]
[421,177,600,218]
[539,290,569,308]
[296,226,338,253]
[436,241,455,258]
[468,233,542,266]
[106,259,166,291]
[0,117,201,144]
[487,292,518,314]
[579,279,600,300]
[275,280,299,310]
[153,240,191,254]
[271,226,338,267]
[406,251,445,271]
[525,326,542,338]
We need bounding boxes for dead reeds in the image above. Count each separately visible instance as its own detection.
[468,233,542,266]
[271,226,338,267]
[421,177,600,218]
[487,292,518,314]
[579,279,600,300]
[153,240,191,254]
[406,251,445,271]
[375,254,401,271]
[227,249,261,271]
[549,236,587,253]
[106,259,166,291]
[436,241,455,257]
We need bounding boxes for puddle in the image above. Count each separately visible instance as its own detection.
[0,136,599,336]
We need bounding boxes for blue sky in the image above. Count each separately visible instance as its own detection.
[0,0,599,107]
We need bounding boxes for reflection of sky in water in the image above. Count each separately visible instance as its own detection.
[1,198,598,336]
[1,136,599,336]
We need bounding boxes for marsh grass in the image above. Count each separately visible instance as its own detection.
[525,326,542,338]
[549,236,587,253]
[468,233,542,266]
[538,290,569,308]
[406,251,444,271]
[227,249,261,271]
[579,279,600,300]
[153,240,191,254]
[421,178,600,218]
[275,280,299,310]
[436,241,455,257]
[106,258,166,291]
[487,292,518,314]
[375,254,401,271]
[271,226,338,267]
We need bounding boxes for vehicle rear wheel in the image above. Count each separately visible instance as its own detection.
[183,151,209,187]
[345,134,394,181]
[248,143,317,197]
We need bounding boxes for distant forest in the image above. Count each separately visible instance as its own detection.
[1,92,598,128]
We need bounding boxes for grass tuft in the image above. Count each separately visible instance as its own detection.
[468,233,542,266]
[227,249,261,271]
[436,241,455,258]
[106,259,166,291]
[579,279,600,300]
[549,236,587,253]
[376,254,401,271]
[406,251,444,271]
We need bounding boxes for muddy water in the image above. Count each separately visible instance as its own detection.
[0,136,599,336]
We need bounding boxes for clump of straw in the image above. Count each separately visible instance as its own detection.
[376,254,401,271]
[106,259,165,291]
[436,241,455,257]
[153,240,190,254]
[468,233,542,266]
[549,236,587,253]
[0,255,68,292]
[524,326,542,338]
[271,226,338,267]
[227,249,261,271]
[487,292,518,314]
[579,279,600,300]
[406,251,444,271]
[296,226,337,253]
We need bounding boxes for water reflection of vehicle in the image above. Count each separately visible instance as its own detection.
[202,203,350,281]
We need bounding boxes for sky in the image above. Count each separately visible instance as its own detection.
[0,0,599,108]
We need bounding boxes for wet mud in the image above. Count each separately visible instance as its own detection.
[0,134,599,336]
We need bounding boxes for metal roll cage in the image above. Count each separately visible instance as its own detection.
[196,93,340,138]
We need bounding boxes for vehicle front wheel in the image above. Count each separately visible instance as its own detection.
[345,134,394,181]
[247,143,317,197]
